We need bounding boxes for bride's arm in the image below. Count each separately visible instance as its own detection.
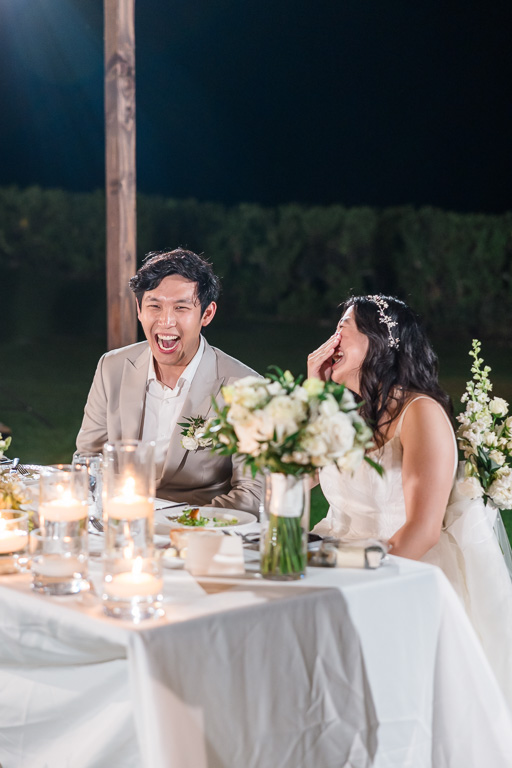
[387,398,454,560]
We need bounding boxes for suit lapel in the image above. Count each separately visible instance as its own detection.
[161,341,224,480]
[119,344,151,440]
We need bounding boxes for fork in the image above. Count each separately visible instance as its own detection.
[89,516,104,533]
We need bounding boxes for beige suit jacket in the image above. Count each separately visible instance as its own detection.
[76,339,262,514]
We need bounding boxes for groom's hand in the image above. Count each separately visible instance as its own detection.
[307,331,341,381]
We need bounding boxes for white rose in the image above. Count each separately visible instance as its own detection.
[181,436,198,451]
[267,380,286,397]
[318,393,339,419]
[318,411,356,458]
[300,433,328,459]
[506,416,512,430]
[489,449,506,467]
[291,385,309,403]
[488,467,512,509]
[336,447,365,472]
[261,395,306,442]
[231,377,271,409]
[457,476,484,499]
[484,432,498,447]
[489,397,509,417]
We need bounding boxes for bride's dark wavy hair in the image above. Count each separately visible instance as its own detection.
[342,295,453,445]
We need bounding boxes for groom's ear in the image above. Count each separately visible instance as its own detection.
[201,302,217,327]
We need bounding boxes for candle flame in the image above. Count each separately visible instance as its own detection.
[123,530,134,560]
[121,476,136,499]
[133,556,143,577]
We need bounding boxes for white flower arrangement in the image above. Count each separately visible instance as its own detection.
[203,368,380,477]
[0,433,11,459]
[457,340,512,509]
[179,416,214,451]
[0,467,30,511]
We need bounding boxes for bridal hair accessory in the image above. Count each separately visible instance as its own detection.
[366,296,400,349]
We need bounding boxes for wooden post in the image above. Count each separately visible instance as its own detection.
[104,0,137,351]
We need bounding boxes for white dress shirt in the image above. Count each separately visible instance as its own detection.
[141,336,205,481]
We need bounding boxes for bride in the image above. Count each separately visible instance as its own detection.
[308,294,512,708]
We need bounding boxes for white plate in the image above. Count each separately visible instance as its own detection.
[154,501,256,534]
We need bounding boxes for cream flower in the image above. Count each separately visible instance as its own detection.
[489,449,506,467]
[488,468,512,509]
[261,395,306,442]
[302,378,325,397]
[489,397,509,417]
[457,475,484,499]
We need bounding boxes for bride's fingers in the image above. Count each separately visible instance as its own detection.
[307,332,340,378]
[308,332,340,361]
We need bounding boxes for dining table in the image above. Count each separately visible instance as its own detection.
[1,524,512,768]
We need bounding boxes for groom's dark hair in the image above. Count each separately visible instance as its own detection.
[129,248,221,314]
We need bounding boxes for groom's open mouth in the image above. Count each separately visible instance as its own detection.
[156,333,180,353]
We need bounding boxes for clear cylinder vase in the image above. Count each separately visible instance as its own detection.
[260,472,310,580]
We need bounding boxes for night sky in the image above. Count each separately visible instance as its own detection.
[0,0,510,213]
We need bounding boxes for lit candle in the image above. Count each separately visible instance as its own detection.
[39,488,87,522]
[0,518,28,554]
[104,557,163,598]
[105,476,153,521]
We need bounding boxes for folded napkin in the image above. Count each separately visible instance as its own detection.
[309,539,388,569]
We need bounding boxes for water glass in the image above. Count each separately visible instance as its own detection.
[72,451,103,519]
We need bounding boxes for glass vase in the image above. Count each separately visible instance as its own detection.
[260,472,310,580]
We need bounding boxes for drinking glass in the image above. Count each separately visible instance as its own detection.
[72,451,103,519]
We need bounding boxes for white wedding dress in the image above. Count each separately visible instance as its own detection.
[314,395,512,710]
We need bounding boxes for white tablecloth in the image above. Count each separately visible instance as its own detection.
[0,556,511,768]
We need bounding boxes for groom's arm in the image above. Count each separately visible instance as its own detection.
[76,353,110,454]
[208,455,262,516]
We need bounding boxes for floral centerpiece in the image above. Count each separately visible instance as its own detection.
[457,340,512,510]
[0,433,11,460]
[0,471,30,511]
[204,368,379,579]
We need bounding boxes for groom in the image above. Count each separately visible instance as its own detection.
[76,248,262,513]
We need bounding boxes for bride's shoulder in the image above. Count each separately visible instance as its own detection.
[398,393,453,438]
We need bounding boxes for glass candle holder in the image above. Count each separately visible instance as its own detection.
[30,529,89,595]
[102,552,163,622]
[103,440,155,555]
[0,511,29,574]
[39,464,89,539]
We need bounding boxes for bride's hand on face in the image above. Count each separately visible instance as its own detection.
[307,331,341,381]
